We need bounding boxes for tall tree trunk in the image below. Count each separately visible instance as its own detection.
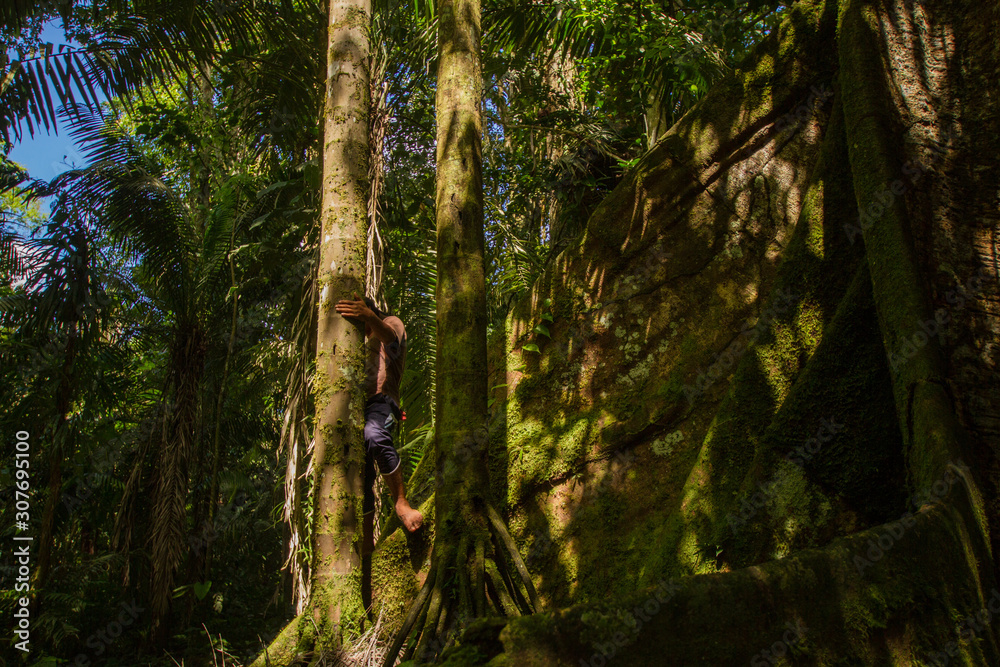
[149,322,205,647]
[434,0,490,561]
[251,0,371,662]
[149,61,216,648]
[308,0,371,643]
[381,0,541,663]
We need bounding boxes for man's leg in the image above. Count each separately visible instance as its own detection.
[384,466,423,532]
[364,400,423,533]
[362,408,378,556]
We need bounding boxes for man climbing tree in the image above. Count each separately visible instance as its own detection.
[335,293,422,612]
[334,293,423,546]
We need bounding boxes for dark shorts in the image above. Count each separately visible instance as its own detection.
[363,394,401,513]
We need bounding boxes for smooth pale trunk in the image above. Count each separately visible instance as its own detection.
[310,0,371,641]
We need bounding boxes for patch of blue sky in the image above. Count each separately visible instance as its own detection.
[6,21,107,207]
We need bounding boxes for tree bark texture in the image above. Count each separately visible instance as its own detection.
[309,0,371,644]
[434,0,490,558]
[378,1,546,663]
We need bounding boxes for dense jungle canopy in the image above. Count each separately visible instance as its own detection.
[1,0,998,665]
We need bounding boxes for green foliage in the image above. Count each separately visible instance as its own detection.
[1,38,314,659]
[474,0,785,326]
[0,0,322,144]
[520,298,553,354]
[0,183,45,280]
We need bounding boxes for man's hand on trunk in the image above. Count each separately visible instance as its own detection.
[335,292,397,344]
[335,292,374,323]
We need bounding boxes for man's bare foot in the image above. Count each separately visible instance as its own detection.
[396,500,423,532]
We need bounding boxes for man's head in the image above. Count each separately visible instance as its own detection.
[364,296,388,320]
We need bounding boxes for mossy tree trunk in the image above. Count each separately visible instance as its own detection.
[309,0,370,642]
[381,0,540,663]
[251,0,371,663]
[433,0,490,588]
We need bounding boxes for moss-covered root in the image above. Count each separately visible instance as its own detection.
[463,480,998,666]
[250,615,311,667]
[486,504,540,612]
[251,607,368,667]
[383,504,538,667]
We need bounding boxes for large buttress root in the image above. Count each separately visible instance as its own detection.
[447,0,1000,662]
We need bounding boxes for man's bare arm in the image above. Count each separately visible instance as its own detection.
[334,293,398,345]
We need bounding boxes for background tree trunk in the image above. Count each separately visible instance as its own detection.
[381,0,543,662]
[433,0,490,564]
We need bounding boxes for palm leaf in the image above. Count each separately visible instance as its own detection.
[1,0,321,144]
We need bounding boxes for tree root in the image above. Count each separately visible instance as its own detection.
[381,503,536,666]
[386,557,438,664]
[484,559,518,616]
[486,504,539,611]
[250,615,310,667]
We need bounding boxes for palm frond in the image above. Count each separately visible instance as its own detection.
[46,103,195,306]
[1,0,321,144]
[275,235,318,614]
